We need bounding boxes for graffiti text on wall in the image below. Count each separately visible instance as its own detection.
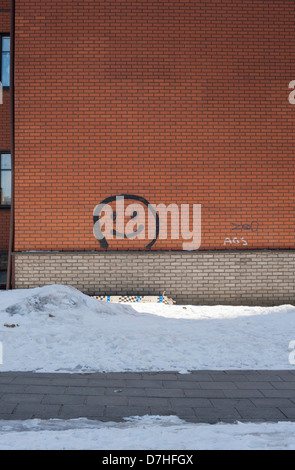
[230,221,259,233]
[224,237,248,246]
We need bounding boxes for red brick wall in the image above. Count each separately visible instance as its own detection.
[0,208,10,250]
[0,1,10,252]
[0,91,9,146]
[14,0,295,252]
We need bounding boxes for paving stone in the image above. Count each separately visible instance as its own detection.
[42,394,86,405]
[251,398,294,408]
[236,382,274,390]
[87,379,127,388]
[25,385,67,395]
[107,372,143,380]
[221,372,253,381]
[83,373,104,379]
[59,404,105,419]
[215,375,250,382]
[0,402,18,415]
[184,389,226,398]
[257,370,282,375]
[0,393,44,404]
[271,382,295,390]
[145,388,185,398]
[286,370,295,377]
[141,373,179,381]
[275,372,295,381]
[236,407,287,421]
[1,372,30,377]
[50,377,89,386]
[0,384,29,394]
[193,407,241,422]
[0,375,16,385]
[223,389,264,398]
[66,386,105,396]
[170,397,212,408]
[224,370,258,375]
[208,371,234,379]
[25,373,55,379]
[178,373,213,381]
[128,397,170,407]
[125,380,163,388]
[105,387,145,397]
[87,395,128,406]
[278,407,295,419]
[163,381,201,390]
[11,376,52,385]
[210,398,255,408]
[106,372,141,380]
[247,374,283,382]
[199,382,237,390]
[55,373,84,379]
[12,403,61,419]
[260,390,295,399]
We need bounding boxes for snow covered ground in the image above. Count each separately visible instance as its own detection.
[1,285,295,450]
[0,284,294,373]
[0,416,294,450]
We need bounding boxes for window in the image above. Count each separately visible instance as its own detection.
[1,35,10,88]
[0,270,6,289]
[0,153,11,206]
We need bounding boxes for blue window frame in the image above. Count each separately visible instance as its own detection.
[1,35,10,88]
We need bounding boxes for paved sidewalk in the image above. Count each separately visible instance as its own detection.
[0,370,295,423]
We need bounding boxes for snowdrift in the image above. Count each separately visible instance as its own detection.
[0,284,295,373]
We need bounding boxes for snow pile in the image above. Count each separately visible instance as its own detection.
[4,284,132,317]
[0,284,295,372]
[0,416,294,450]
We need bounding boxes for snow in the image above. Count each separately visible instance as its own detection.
[0,284,294,373]
[0,416,294,450]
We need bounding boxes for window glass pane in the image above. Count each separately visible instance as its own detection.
[1,52,10,87]
[1,170,11,205]
[0,271,6,285]
[2,37,10,52]
[1,154,11,170]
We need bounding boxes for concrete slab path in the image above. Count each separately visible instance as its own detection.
[0,370,295,423]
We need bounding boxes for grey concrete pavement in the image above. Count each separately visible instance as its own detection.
[0,370,295,423]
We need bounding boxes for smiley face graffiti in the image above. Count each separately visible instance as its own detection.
[93,194,160,250]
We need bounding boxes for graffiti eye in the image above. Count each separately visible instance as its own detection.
[130,211,137,219]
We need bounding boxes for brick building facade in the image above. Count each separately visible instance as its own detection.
[1,0,295,303]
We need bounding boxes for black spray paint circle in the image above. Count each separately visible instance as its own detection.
[93,194,160,250]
